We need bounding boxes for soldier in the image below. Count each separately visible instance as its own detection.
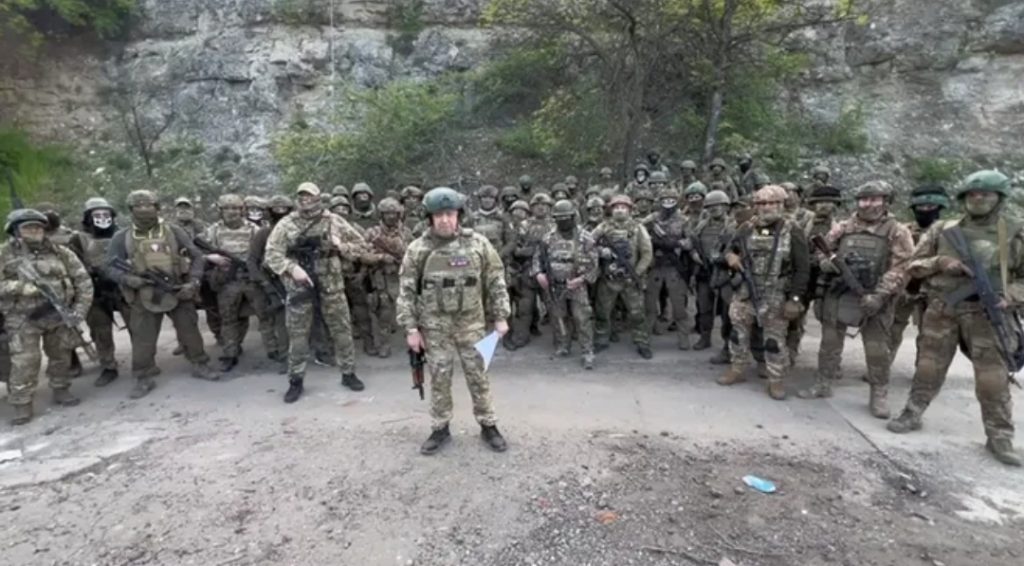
[1,209,93,424]
[717,185,810,400]
[248,195,293,365]
[350,182,378,230]
[781,181,815,363]
[68,198,127,386]
[517,174,535,200]
[550,182,572,202]
[808,165,832,192]
[331,185,350,199]
[171,197,220,347]
[330,194,373,353]
[799,182,914,417]
[736,154,759,197]
[330,194,352,217]
[502,199,530,350]
[363,198,411,358]
[533,200,599,369]
[202,194,270,372]
[500,185,521,214]
[678,160,700,190]
[244,195,268,228]
[583,196,605,233]
[595,167,619,195]
[264,183,372,403]
[509,193,554,348]
[592,195,654,358]
[626,163,650,198]
[470,185,515,260]
[888,171,1023,466]
[400,185,425,236]
[172,197,208,238]
[564,175,580,201]
[887,184,951,368]
[704,158,739,202]
[782,182,814,228]
[645,149,670,174]
[682,182,708,229]
[693,190,737,356]
[105,190,221,397]
[397,187,511,455]
[802,185,843,360]
[644,184,698,350]
[633,185,655,220]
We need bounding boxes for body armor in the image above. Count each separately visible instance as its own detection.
[418,232,484,316]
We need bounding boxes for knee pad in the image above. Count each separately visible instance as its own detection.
[764,339,780,354]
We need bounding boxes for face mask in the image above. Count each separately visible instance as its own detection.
[635,172,648,184]
[533,206,550,220]
[739,162,751,174]
[383,213,400,228]
[708,205,726,220]
[176,208,195,222]
[857,205,885,222]
[222,208,243,225]
[247,210,264,223]
[912,207,942,229]
[588,209,603,222]
[92,211,114,231]
[556,218,575,234]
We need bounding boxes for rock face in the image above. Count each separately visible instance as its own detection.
[1,0,1022,184]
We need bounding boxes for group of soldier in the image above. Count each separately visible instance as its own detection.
[1,151,1021,464]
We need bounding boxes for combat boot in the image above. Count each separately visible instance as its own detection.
[10,403,33,426]
[716,367,746,386]
[797,380,832,399]
[129,376,156,399]
[677,332,691,351]
[420,425,451,455]
[555,346,570,357]
[985,438,1022,467]
[284,376,304,404]
[341,373,365,391]
[767,379,787,401]
[693,332,712,351]
[218,357,238,373]
[481,425,508,452]
[94,368,118,387]
[869,385,891,419]
[886,409,922,434]
[582,353,595,370]
[757,362,769,380]
[52,388,80,407]
[502,335,519,351]
[191,363,221,381]
[709,347,731,365]
[637,345,653,359]
[172,343,184,356]
[69,351,83,378]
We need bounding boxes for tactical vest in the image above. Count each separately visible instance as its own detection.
[77,232,113,271]
[545,231,584,281]
[473,210,505,250]
[806,217,833,239]
[649,212,686,268]
[48,226,75,248]
[600,220,638,278]
[210,222,256,256]
[835,219,894,293]
[3,242,77,311]
[418,231,484,316]
[128,222,184,277]
[698,218,727,258]
[738,221,793,302]
[929,219,1007,297]
[351,206,377,231]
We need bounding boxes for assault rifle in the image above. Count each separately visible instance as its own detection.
[109,257,182,301]
[195,236,286,308]
[735,235,764,326]
[15,258,97,361]
[537,242,568,337]
[942,226,1024,387]
[598,236,640,282]
[408,347,425,400]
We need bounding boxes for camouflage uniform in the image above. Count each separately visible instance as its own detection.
[248,196,293,363]
[105,191,220,396]
[349,182,379,231]
[363,198,412,358]
[643,184,697,350]
[396,188,511,450]
[704,158,739,203]
[172,198,220,344]
[592,195,654,356]
[802,182,914,418]
[693,191,737,354]
[470,186,517,263]
[509,193,554,347]
[677,160,700,193]
[781,182,816,364]
[718,185,810,399]
[532,200,600,368]
[1,209,93,423]
[264,183,373,401]
[888,171,1023,466]
[400,186,425,237]
[682,182,708,233]
[330,195,373,349]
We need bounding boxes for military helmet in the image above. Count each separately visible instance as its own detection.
[243,195,266,208]
[83,197,115,215]
[704,190,731,207]
[853,180,894,201]
[806,185,842,203]
[529,192,554,207]
[811,165,831,179]
[780,181,803,195]
[331,185,350,197]
[710,157,727,170]
[752,171,772,187]
[329,195,351,210]
[658,185,680,201]
[268,195,295,209]
[680,160,698,171]
[509,199,530,213]
[565,175,579,187]
[550,182,570,198]
[649,171,669,184]
[958,170,1010,198]
[584,185,601,198]
[738,153,753,165]
[35,201,57,213]
[753,185,788,204]
[684,181,708,197]
[909,183,950,209]
[174,197,193,207]
[607,194,633,209]
[518,174,533,187]
[633,162,650,174]
[400,185,423,200]
[5,208,48,235]
[351,182,373,197]
[296,182,321,196]
[378,197,403,214]
[477,184,500,199]
[634,188,655,202]
[218,194,245,208]
[423,187,465,214]
[552,199,577,218]
[599,167,613,177]
[586,196,605,210]
[127,190,159,208]
[500,185,520,200]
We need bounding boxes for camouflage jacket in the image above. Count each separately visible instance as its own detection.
[531,226,600,285]
[364,222,412,277]
[263,209,373,295]
[590,218,654,278]
[0,238,93,322]
[824,213,914,298]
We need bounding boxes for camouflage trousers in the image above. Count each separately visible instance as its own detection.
[511,280,542,346]
[900,299,1014,441]
[200,278,222,343]
[0,328,9,383]
[423,326,496,431]
[595,278,648,348]
[818,310,892,384]
[265,304,289,359]
[217,281,273,359]
[368,273,399,356]
[286,286,356,376]
[645,266,691,345]
[546,286,594,355]
[729,298,787,382]
[888,293,925,367]
[4,316,74,406]
[344,274,372,343]
[696,277,731,343]
[128,300,210,377]
[86,301,130,371]
[786,311,807,364]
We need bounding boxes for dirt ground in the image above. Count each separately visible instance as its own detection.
[1,317,1022,566]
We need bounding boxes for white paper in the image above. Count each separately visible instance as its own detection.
[474,331,500,371]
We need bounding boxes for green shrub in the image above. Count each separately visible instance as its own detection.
[0,127,77,218]
[908,157,960,184]
[470,44,565,120]
[271,0,328,26]
[1,0,136,44]
[816,105,869,155]
[385,0,426,56]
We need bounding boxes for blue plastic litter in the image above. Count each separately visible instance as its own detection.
[743,475,777,494]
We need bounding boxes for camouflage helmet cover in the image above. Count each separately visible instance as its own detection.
[218,194,245,208]
[853,180,894,200]
[607,194,633,209]
[477,184,500,198]
[83,197,115,215]
[509,199,530,213]
[127,190,159,208]
[529,192,554,207]
[586,196,605,210]
[500,185,520,199]
[551,199,577,218]
[331,185,350,197]
[377,197,404,214]
[400,185,423,200]
[5,208,48,235]
[351,182,373,197]
[753,185,788,204]
[684,181,708,197]
[648,171,669,184]
[958,170,1010,198]
[268,195,295,209]
[329,195,351,209]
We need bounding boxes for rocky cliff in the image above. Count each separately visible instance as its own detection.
[1,0,1022,186]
